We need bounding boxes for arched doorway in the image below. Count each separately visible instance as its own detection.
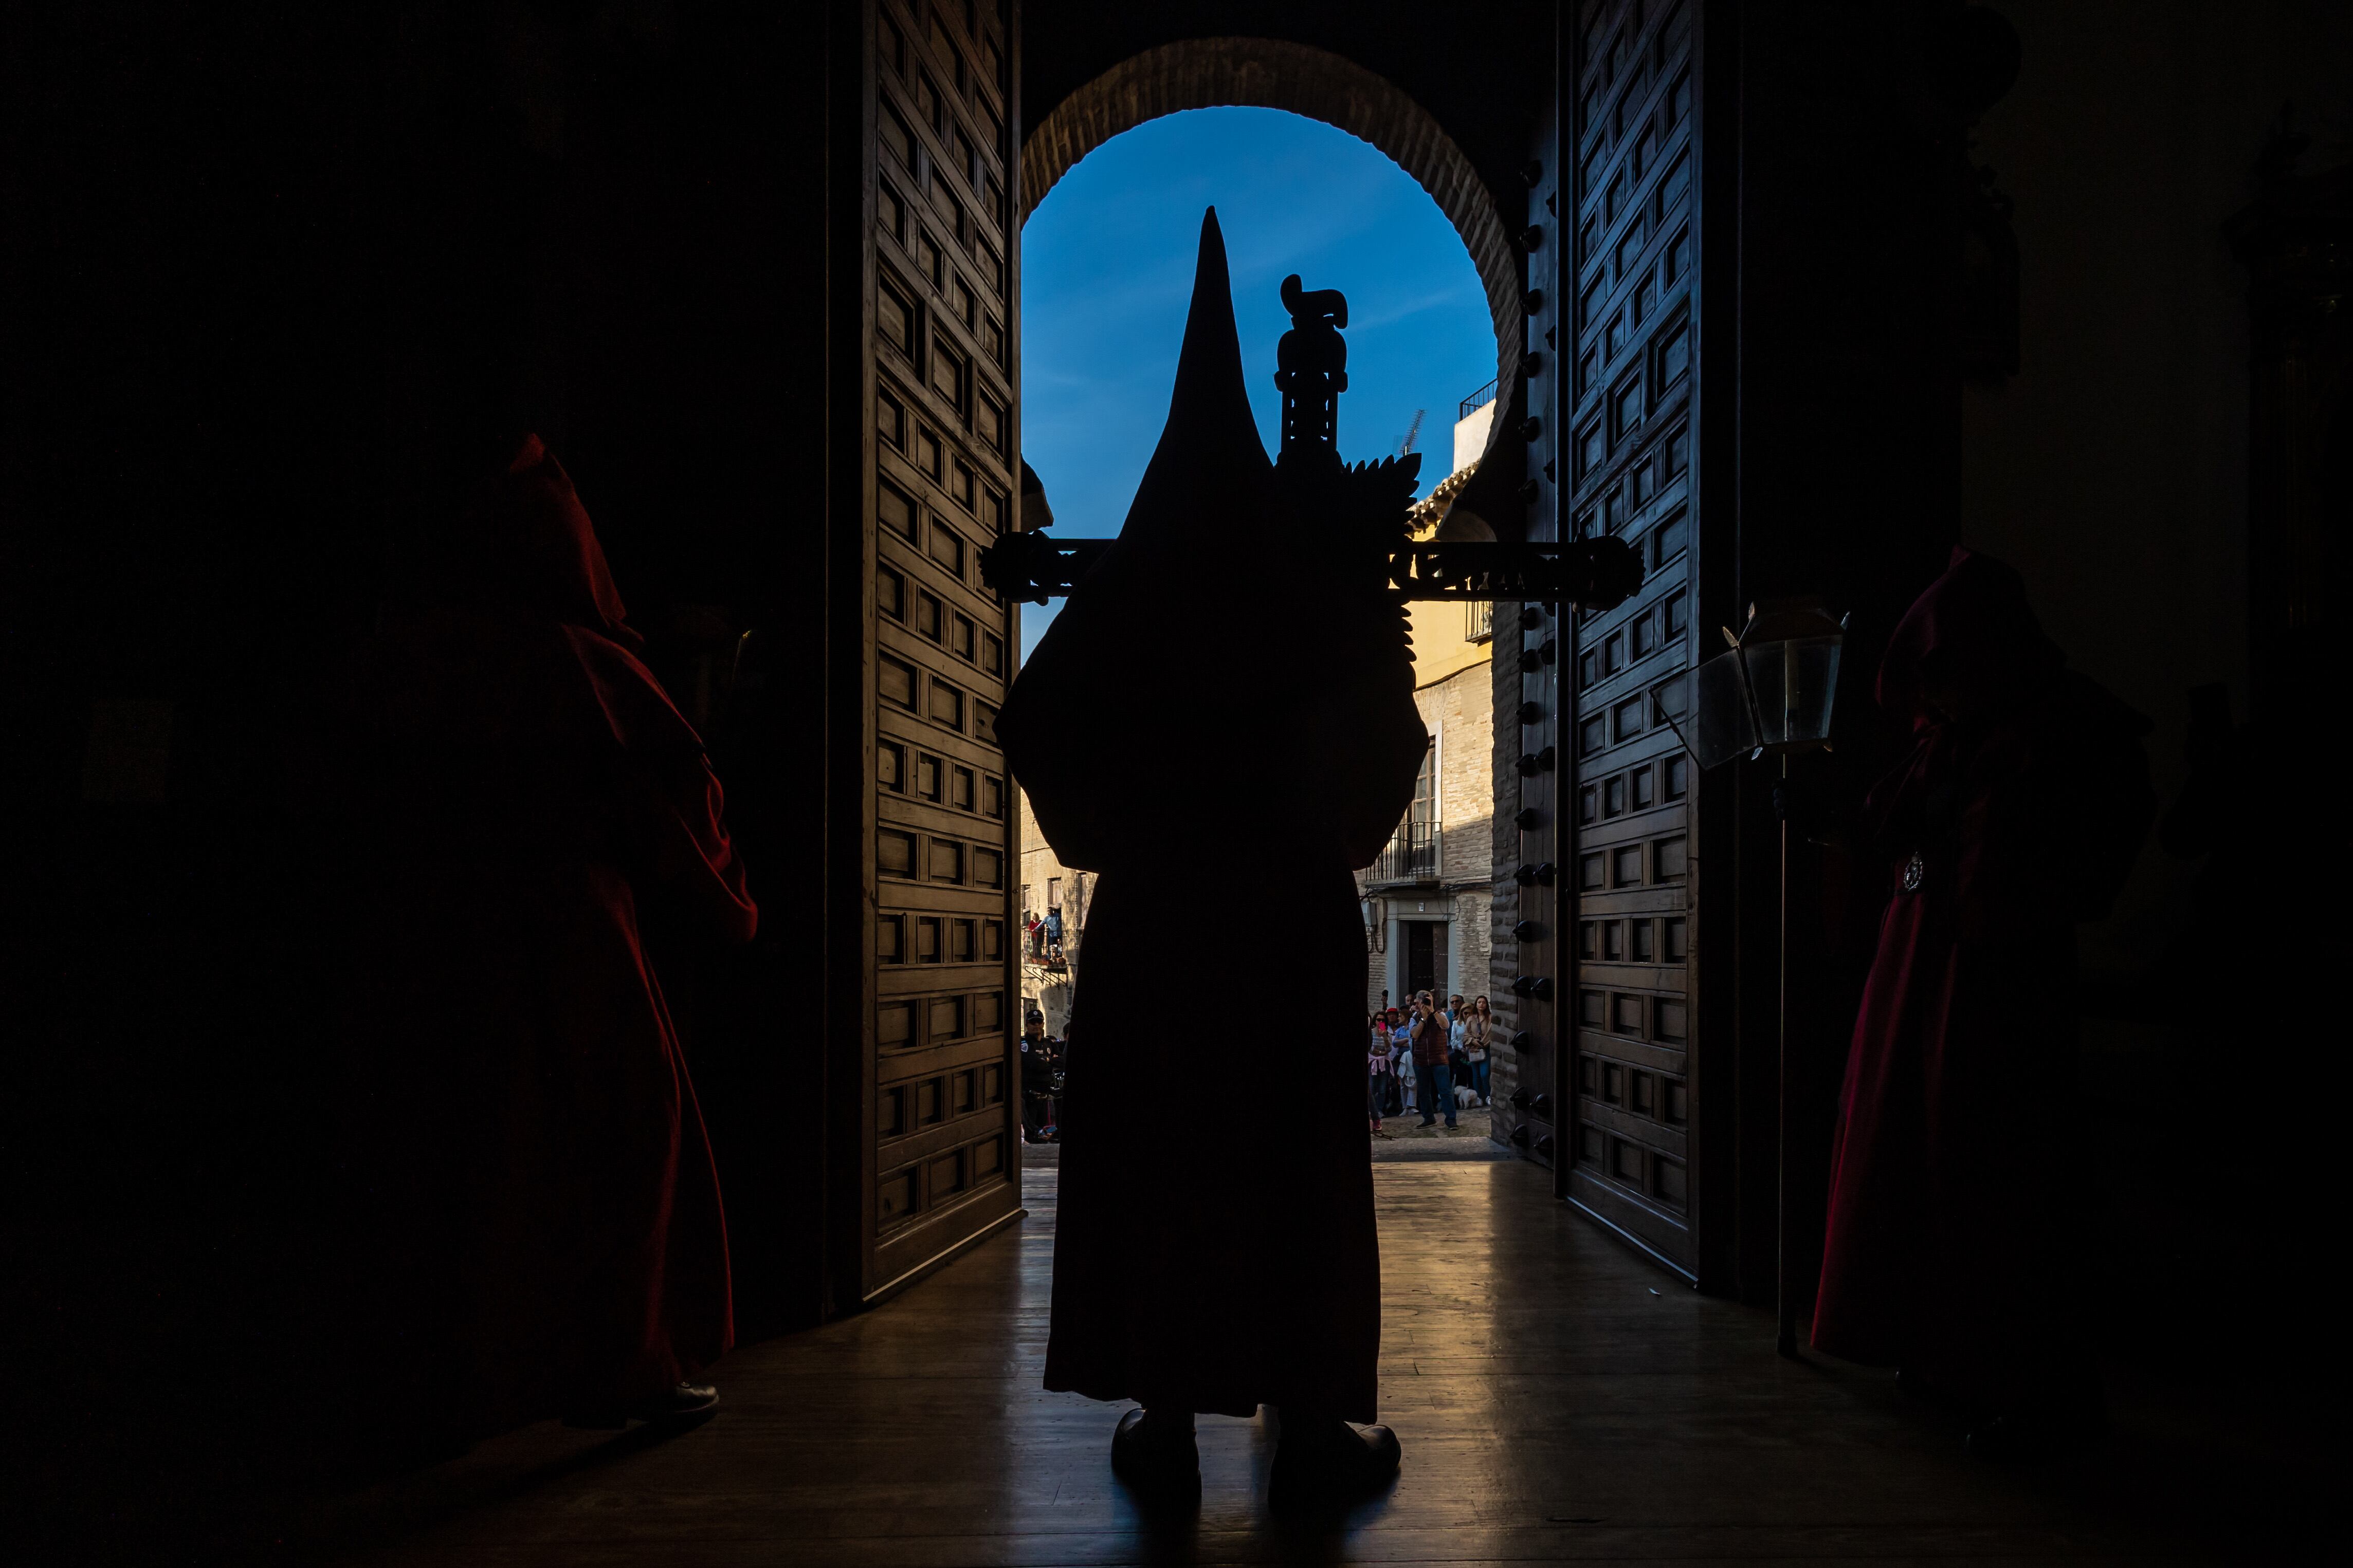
[1011,101,1504,1154]
[1022,39,1525,470]
[838,4,1613,1313]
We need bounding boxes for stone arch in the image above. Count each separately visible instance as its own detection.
[1021,38,1523,447]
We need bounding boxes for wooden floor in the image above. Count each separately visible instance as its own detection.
[311,1160,2313,1565]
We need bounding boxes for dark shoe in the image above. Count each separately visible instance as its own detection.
[1418,1117,1437,1127]
[1269,1412,1401,1506]
[1110,1407,1200,1502]
[564,1381,719,1429]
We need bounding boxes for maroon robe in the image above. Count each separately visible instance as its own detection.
[996,213,1425,1422]
[1811,548,2149,1415]
[349,436,754,1448]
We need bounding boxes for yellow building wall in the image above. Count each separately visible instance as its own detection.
[1406,598,1491,688]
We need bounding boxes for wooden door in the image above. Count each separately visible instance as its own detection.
[1492,47,1566,1181]
[1403,921,1450,1000]
[1559,0,1702,1278]
[847,0,1024,1307]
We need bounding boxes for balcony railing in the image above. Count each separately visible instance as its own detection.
[1373,817,1443,884]
[1458,379,1499,419]
[1465,600,1493,642]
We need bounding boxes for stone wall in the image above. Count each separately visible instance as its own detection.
[1358,640,1497,1016]
[1427,651,1493,1004]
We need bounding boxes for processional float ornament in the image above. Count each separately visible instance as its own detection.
[979,248,1643,614]
[1274,273,1349,465]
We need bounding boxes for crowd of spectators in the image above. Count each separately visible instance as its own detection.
[1365,991,1490,1135]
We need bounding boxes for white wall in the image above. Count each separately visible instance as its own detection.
[1451,398,1496,477]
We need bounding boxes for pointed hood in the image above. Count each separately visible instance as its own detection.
[1114,208,1272,554]
[995,209,1285,869]
[1876,546,2063,722]
[996,207,1427,873]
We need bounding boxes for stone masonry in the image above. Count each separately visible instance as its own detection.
[1359,619,1495,1016]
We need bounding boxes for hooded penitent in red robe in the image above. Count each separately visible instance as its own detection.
[1811,548,2150,1419]
[348,435,754,1449]
[994,212,1426,1423]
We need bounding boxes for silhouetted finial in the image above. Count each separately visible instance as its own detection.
[1275,273,1348,468]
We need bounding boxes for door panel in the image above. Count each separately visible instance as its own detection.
[1561,0,1701,1277]
[854,0,1024,1305]
[1493,59,1566,1180]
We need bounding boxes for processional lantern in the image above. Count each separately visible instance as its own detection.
[1659,599,1848,768]
[1653,596,1846,1365]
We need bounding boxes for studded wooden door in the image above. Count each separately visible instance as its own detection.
[853,0,1024,1305]
[1559,0,1702,1278]
[1495,65,1567,1180]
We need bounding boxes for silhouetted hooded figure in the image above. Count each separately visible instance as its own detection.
[995,211,1426,1499]
[1811,547,2151,1456]
[345,435,755,1457]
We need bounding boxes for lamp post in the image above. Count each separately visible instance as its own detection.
[1653,599,1845,1359]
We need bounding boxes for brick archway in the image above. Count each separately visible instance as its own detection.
[1021,37,1523,445]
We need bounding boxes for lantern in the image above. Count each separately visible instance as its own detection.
[1662,599,1848,768]
[1654,597,1846,1363]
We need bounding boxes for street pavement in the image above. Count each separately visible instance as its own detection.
[1020,1101,1513,1165]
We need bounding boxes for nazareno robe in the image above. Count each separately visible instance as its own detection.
[995,212,1425,1422]
[346,435,754,1450]
[1811,548,2150,1416]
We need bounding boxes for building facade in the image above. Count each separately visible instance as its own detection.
[1016,786,1087,1037]
[1359,398,1497,1017]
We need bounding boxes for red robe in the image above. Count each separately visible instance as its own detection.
[348,436,754,1448]
[1811,549,2148,1415]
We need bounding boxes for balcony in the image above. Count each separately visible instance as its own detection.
[1371,817,1443,886]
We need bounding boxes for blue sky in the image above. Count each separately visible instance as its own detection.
[1018,107,1495,657]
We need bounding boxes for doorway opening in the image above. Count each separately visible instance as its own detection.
[1016,99,1503,1163]
[847,19,1552,1305]
[1402,920,1450,999]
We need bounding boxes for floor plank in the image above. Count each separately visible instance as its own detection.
[303,1161,2315,1564]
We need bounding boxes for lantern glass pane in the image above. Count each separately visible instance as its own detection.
[1743,635,1842,749]
[1688,647,1756,768]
